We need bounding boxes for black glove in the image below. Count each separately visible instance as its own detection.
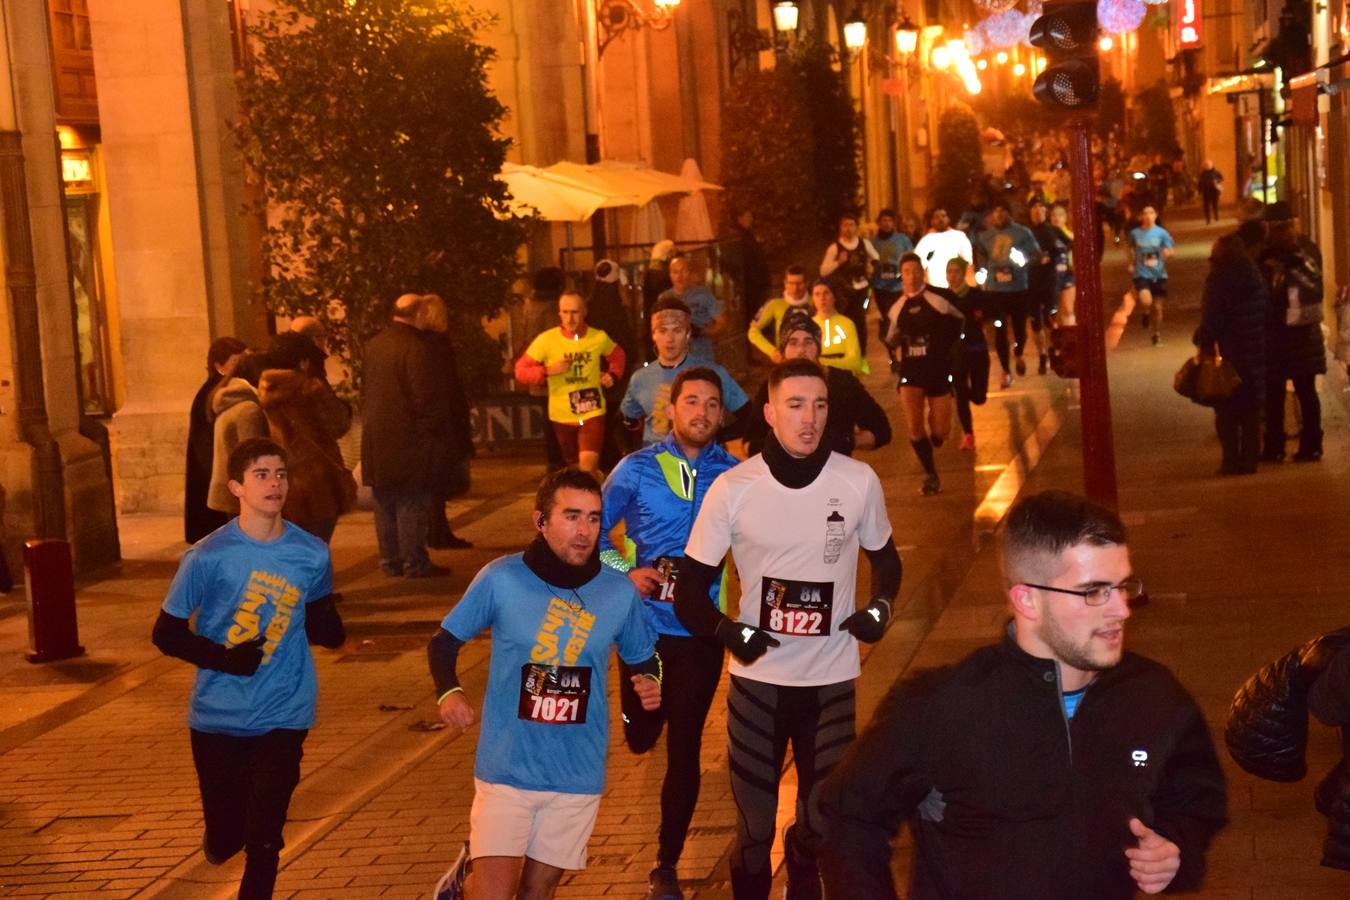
[216,636,267,676]
[839,599,892,644]
[715,619,781,664]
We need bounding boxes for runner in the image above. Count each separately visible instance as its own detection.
[153,437,346,900]
[811,278,867,375]
[428,468,660,900]
[674,358,902,899]
[621,297,748,446]
[1048,204,1077,325]
[884,253,965,496]
[1123,205,1175,346]
[973,201,1042,384]
[912,207,973,289]
[944,257,992,452]
[514,291,627,474]
[601,367,740,900]
[746,265,811,363]
[819,212,879,355]
[870,208,914,342]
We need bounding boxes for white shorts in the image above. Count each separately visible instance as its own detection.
[468,778,601,871]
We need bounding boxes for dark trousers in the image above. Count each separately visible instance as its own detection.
[371,486,431,574]
[1215,399,1260,471]
[1202,190,1220,223]
[984,298,1014,373]
[725,676,855,899]
[872,289,902,346]
[191,728,307,900]
[1264,374,1322,455]
[954,347,991,434]
[618,633,725,868]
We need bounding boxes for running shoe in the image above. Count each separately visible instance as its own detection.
[1038,353,1048,375]
[1000,372,1014,389]
[1015,356,1027,376]
[646,865,683,900]
[1151,334,1161,346]
[920,474,942,496]
[960,433,975,451]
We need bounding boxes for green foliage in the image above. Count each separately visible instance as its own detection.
[720,65,820,272]
[932,102,984,219]
[235,0,527,396]
[791,43,862,235]
[719,42,860,267]
[1132,80,1179,155]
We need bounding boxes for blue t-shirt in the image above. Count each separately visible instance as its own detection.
[1129,225,1174,280]
[443,554,656,795]
[600,434,739,635]
[162,520,333,736]
[872,232,915,293]
[975,224,1042,293]
[620,357,749,446]
[659,286,723,360]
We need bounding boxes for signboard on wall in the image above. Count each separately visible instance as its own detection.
[1177,0,1202,49]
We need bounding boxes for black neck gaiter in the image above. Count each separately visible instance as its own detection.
[762,431,831,489]
[522,534,600,589]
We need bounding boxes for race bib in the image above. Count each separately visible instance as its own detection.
[568,387,601,415]
[760,577,833,636]
[1056,263,1068,273]
[880,262,899,280]
[653,556,680,603]
[518,664,590,725]
[905,338,929,359]
[1143,252,1159,268]
[994,268,1014,284]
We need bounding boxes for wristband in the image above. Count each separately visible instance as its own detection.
[437,687,464,705]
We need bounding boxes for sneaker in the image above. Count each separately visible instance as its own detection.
[378,561,403,577]
[646,865,683,900]
[1000,372,1014,389]
[1151,334,1162,346]
[1038,353,1048,375]
[783,823,822,900]
[1015,356,1027,376]
[959,433,975,451]
[1293,449,1323,463]
[920,474,942,496]
[404,563,452,579]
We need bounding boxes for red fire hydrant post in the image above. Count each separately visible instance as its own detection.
[25,538,85,663]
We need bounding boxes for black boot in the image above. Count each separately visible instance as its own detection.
[1294,428,1323,462]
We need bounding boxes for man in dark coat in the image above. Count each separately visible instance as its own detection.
[185,336,246,543]
[361,293,449,578]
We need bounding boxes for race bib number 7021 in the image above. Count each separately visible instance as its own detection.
[518,664,591,725]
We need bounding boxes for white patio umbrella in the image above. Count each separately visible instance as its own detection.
[673,158,715,242]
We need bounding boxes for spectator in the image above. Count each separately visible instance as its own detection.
[419,294,475,549]
[206,353,269,519]
[1198,160,1224,224]
[728,209,771,314]
[186,336,246,543]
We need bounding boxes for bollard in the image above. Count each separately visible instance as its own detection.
[25,539,84,663]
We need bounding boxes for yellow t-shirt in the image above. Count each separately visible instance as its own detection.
[814,313,868,375]
[524,327,617,424]
[747,297,811,360]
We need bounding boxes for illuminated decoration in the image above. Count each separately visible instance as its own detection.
[843,8,867,50]
[931,43,952,69]
[982,9,1031,48]
[1013,62,1027,76]
[964,27,987,56]
[996,50,1009,64]
[974,0,1020,9]
[977,58,989,69]
[895,12,920,55]
[772,1,799,33]
[1098,35,1114,51]
[1176,0,1201,47]
[1036,56,1048,71]
[597,0,678,58]
[1096,0,1145,35]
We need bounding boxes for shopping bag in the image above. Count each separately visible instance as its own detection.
[1173,356,1201,401]
[433,842,471,900]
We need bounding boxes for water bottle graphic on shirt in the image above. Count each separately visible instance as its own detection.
[824,511,845,564]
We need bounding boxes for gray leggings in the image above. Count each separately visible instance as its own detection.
[726,675,856,896]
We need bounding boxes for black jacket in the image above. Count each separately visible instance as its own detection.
[360,321,446,491]
[1227,628,1350,870]
[1260,237,1327,379]
[1194,256,1268,408]
[743,367,891,457]
[816,631,1228,899]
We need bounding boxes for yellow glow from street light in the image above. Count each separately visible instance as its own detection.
[996,51,1009,64]
[1036,57,1047,72]
[931,44,952,69]
[1013,62,1027,76]
[977,58,988,70]
[772,1,799,33]
[654,0,681,9]
[1098,36,1114,52]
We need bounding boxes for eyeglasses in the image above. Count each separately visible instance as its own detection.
[1021,577,1145,607]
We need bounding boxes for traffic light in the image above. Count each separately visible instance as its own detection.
[1028,3,1099,108]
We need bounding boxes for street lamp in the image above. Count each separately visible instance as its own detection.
[772,1,799,34]
[597,0,679,59]
[894,12,920,56]
[843,8,868,52]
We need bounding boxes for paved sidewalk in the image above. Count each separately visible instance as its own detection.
[5,207,1350,898]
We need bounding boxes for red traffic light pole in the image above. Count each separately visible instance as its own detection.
[1065,115,1118,508]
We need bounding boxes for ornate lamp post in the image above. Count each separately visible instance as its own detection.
[597,0,680,59]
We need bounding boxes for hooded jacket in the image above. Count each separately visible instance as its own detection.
[206,377,269,514]
[258,368,354,525]
[817,630,1228,899]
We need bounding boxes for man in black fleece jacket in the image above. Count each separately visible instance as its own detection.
[815,490,1227,899]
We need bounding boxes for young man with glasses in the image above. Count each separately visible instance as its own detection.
[817,490,1227,899]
